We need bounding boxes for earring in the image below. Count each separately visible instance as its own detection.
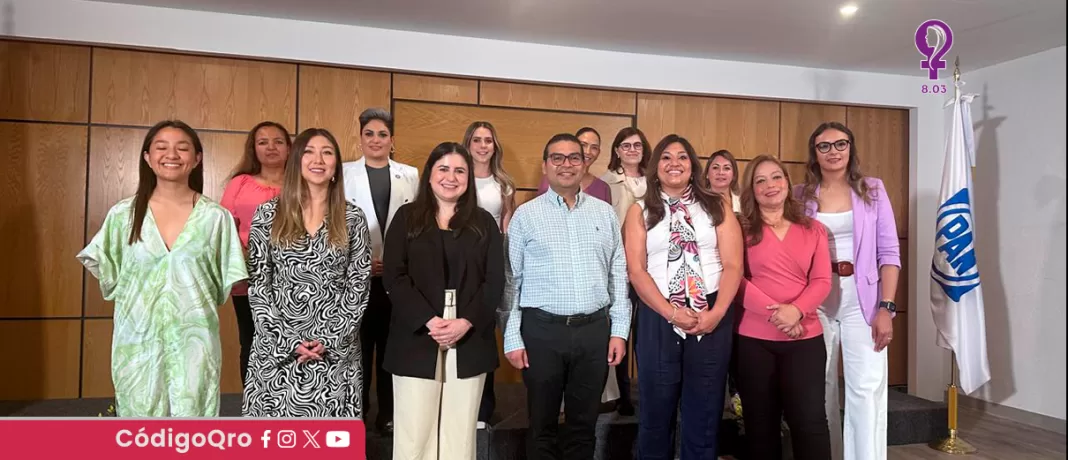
[331,175,336,183]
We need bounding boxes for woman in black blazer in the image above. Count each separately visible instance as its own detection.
[382,141,504,460]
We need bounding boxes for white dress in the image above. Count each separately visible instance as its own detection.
[475,175,503,230]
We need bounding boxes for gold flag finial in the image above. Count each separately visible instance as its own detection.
[953,56,961,82]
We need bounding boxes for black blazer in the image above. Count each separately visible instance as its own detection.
[381,204,504,380]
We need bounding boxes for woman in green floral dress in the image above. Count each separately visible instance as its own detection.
[78,120,248,417]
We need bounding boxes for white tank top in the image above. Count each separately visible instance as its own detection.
[475,175,503,230]
[817,210,859,312]
[641,201,723,297]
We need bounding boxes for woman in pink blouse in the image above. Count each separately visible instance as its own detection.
[220,121,290,388]
[735,154,832,460]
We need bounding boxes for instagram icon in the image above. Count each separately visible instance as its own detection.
[277,430,297,449]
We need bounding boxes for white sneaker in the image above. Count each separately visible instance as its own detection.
[476,421,487,430]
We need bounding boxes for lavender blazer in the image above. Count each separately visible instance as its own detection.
[796,177,901,325]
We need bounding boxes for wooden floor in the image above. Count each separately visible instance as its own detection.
[886,406,1065,459]
[714,406,1065,460]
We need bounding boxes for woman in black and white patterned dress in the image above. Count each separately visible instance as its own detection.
[242,128,372,418]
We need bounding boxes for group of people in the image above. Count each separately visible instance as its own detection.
[79,105,900,460]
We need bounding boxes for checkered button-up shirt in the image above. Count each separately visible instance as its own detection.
[502,188,631,353]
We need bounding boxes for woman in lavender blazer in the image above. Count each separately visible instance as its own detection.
[796,121,901,460]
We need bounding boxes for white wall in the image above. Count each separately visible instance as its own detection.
[5,0,953,401]
[967,47,1067,420]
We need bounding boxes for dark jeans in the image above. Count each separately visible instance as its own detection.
[521,307,610,460]
[232,295,254,389]
[734,335,831,460]
[636,293,734,460]
[360,277,394,427]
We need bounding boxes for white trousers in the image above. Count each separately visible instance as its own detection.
[819,298,888,460]
[393,306,487,460]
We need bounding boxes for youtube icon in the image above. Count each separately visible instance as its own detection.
[326,431,350,448]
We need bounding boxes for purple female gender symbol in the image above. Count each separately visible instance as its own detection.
[915,19,954,80]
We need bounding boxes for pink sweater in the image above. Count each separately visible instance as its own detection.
[220,174,281,296]
[738,222,831,341]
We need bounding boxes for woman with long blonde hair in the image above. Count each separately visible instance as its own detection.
[242,128,373,418]
[462,120,516,428]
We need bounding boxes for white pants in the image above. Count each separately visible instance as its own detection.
[393,306,487,460]
[819,296,888,460]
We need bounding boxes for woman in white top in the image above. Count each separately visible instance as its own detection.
[703,149,742,214]
[463,121,516,429]
[798,122,900,460]
[623,134,743,459]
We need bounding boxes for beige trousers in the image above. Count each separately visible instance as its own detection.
[393,305,487,460]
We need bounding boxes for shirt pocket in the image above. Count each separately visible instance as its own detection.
[865,268,880,285]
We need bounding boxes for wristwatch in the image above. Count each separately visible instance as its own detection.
[878,300,897,313]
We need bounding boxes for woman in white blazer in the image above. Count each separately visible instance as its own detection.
[342,107,419,434]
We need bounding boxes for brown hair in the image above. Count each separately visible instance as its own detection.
[740,154,811,246]
[231,121,292,178]
[270,128,349,249]
[642,134,725,229]
[607,127,652,175]
[129,120,204,244]
[800,121,872,206]
[702,149,741,196]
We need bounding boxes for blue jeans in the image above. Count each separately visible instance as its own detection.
[637,293,734,460]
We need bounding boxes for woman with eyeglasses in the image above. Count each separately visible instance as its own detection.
[797,122,901,460]
[598,127,652,416]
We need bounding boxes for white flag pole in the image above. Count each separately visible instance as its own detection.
[929,56,978,455]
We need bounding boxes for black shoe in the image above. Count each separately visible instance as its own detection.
[617,400,635,417]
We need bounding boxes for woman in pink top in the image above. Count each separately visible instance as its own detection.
[735,155,832,460]
[220,121,290,388]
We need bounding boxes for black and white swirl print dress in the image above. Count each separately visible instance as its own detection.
[242,198,372,418]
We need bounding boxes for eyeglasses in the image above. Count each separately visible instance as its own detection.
[549,153,585,166]
[619,142,643,152]
[815,139,850,154]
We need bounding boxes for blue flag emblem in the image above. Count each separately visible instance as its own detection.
[931,188,981,302]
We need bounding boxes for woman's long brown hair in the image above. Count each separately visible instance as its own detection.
[270,128,349,250]
[129,120,204,244]
[800,121,872,206]
[740,154,811,246]
[230,121,292,178]
[702,149,741,196]
[642,134,725,229]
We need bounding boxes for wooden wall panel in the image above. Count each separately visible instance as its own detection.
[84,128,246,316]
[81,318,113,398]
[0,41,90,122]
[393,101,632,189]
[0,320,81,400]
[514,190,539,207]
[393,74,477,104]
[0,123,87,318]
[782,161,809,189]
[480,81,636,115]
[846,106,909,237]
[91,49,297,130]
[780,102,846,162]
[82,302,245,397]
[637,94,779,160]
[297,65,391,162]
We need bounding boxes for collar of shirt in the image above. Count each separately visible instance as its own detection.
[544,187,586,210]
